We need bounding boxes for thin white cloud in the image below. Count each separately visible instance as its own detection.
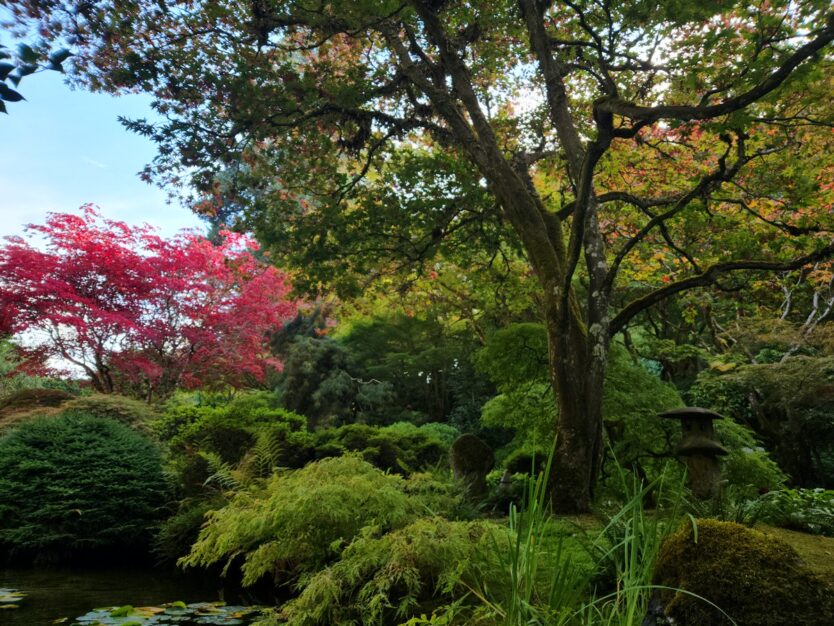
[81,156,108,169]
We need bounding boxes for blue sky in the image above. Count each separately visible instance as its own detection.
[1,65,204,240]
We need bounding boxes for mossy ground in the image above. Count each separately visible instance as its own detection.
[758,524,834,587]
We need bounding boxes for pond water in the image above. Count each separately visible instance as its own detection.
[0,566,265,625]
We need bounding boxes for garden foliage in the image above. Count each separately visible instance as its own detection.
[0,414,167,559]
[179,456,456,586]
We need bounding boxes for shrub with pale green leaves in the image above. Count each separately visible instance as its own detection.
[180,455,452,586]
[281,517,506,626]
[313,422,450,474]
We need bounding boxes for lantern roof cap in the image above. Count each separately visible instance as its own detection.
[660,407,724,421]
[676,434,729,457]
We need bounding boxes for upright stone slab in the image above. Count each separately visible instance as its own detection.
[449,433,494,499]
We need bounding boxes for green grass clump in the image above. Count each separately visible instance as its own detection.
[0,414,167,559]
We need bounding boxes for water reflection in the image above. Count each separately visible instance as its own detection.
[0,566,259,626]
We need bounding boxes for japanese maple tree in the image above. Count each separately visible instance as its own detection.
[0,206,298,399]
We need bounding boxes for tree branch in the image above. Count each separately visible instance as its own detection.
[609,240,834,336]
[597,17,834,126]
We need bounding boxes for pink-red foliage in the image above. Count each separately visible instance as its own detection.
[0,206,298,398]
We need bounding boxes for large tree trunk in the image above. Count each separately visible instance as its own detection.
[544,295,608,513]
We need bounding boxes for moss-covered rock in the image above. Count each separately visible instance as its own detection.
[653,519,834,625]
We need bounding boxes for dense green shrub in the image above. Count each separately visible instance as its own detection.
[180,456,433,586]
[715,419,787,497]
[154,497,226,564]
[409,422,461,446]
[0,415,167,559]
[160,394,307,468]
[689,359,834,487]
[502,444,550,475]
[236,424,318,477]
[654,519,834,625]
[313,422,449,474]
[154,391,305,442]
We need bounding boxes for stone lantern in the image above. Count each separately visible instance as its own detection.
[660,407,728,499]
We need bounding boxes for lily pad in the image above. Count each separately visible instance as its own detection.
[70,601,267,626]
[0,588,26,609]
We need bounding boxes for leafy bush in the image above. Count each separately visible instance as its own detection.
[502,444,550,475]
[0,414,167,559]
[715,419,787,497]
[160,394,307,468]
[410,422,461,447]
[237,424,317,477]
[154,391,305,442]
[313,422,449,474]
[757,488,834,537]
[180,456,431,586]
[281,517,505,626]
[689,359,834,487]
[154,497,225,565]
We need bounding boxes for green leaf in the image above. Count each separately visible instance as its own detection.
[16,44,38,64]
[0,84,24,102]
[0,101,7,114]
[49,49,72,65]
[0,62,14,80]
[109,605,135,617]
[8,74,21,87]
[18,63,37,77]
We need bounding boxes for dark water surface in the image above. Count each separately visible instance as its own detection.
[1,566,258,625]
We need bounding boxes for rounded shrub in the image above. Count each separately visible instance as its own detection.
[0,387,74,414]
[0,414,168,560]
[60,393,159,428]
[653,519,834,625]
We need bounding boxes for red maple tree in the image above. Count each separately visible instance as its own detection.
[0,206,298,399]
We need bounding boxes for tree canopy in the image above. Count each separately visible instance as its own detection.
[0,206,298,399]
[10,0,834,510]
